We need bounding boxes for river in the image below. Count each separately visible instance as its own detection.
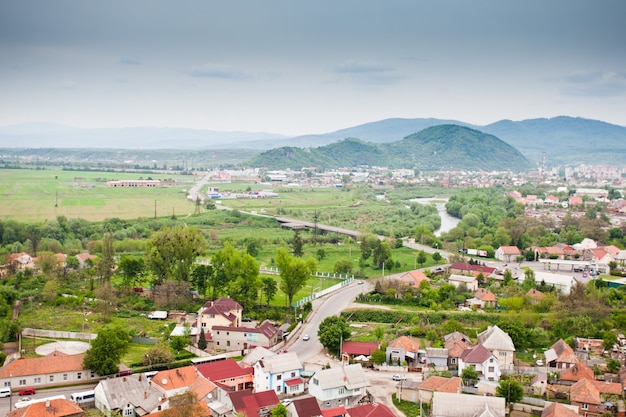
[409,197,460,236]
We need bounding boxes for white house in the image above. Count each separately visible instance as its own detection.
[432,392,505,417]
[477,325,515,368]
[533,271,576,295]
[458,345,502,383]
[494,246,521,262]
[94,373,161,417]
[253,352,304,395]
[308,364,369,408]
[448,274,478,291]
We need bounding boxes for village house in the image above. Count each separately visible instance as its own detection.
[525,288,547,304]
[424,348,448,370]
[448,262,496,277]
[447,274,478,291]
[458,345,502,383]
[476,325,516,367]
[386,336,421,367]
[0,352,96,390]
[569,378,602,416]
[149,366,218,413]
[405,376,462,404]
[341,341,380,363]
[495,246,522,262]
[346,403,396,417]
[197,297,243,331]
[94,373,161,417]
[308,364,369,409]
[396,270,431,288]
[226,389,280,417]
[8,397,85,417]
[558,363,595,386]
[285,396,323,417]
[466,288,497,309]
[431,392,506,417]
[211,320,279,352]
[541,402,580,417]
[253,351,304,396]
[196,359,254,392]
[534,271,576,295]
[544,339,579,370]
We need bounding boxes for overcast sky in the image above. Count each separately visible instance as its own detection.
[1,0,625,135]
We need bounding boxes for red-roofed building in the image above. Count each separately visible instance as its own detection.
[227,389,279,417]
[559,363,595,386]
[386,336,420,367]
[541,402,580,417]
[211,320,279,352]
[458,345,501,382]
[321,406,346,417]
[0,352,96,389]
[198,297,243,330]
[8,398,84,417]
[413,376,462,403]
[346,402,396,417]
[341,341,380,361]
[448,262,496,277]
[544,339,578,370]
[466,288,497,309]
[569,378,601,415]
[396,270,430,288]
[495,246,521,262]
[289,396,323,417]
[196,359,254,391]
[76,252,97,268]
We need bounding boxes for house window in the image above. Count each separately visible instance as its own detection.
[227,341,231,347]
[338,388,345,395]
[290,385,299,392]
[451,358,456,364]
[91,371,95,378]
[499,352,506,357]
[291,372,296,377]
[202,322,206,327]
[489,358,494,363]
[49,376,54,382]
[19,380,26,386]
[217,342,220,346]
[312,378,318,385]
[77,372,82,380]
[581,404,588,410]
[4,382,10,387]
[63,374,68,381]
[34,377,41,384]
[123,407,133,416]
[209,314,215,318]
[488,367,495,373]
[277,375,282,381]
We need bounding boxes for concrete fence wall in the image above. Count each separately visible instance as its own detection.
[22,327,97,340]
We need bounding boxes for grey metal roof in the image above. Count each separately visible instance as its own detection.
[97,373,161,413]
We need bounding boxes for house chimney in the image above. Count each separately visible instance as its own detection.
[46,400,51,408]
[123,377,126,382]
[144,391,147,399]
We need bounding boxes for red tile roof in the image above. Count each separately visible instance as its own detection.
[196,359,253,382]
[228,389,279,417]
[346,403,396,417]
[559,363,594,383]
[341,341,380,356]
[418,376,462,393]
[460,344,493,364]
[0,352,86,378]
[541,402,580,417]
[570,378,601,405]
[292,396,323,417]
[322,406,346,417]
[285,377,304,387]
[8,398,84,417]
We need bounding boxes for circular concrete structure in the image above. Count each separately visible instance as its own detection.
[35,341,91,355]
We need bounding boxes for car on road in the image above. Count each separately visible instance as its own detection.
[357,280,364,285]
[392,374,406,381]
[242,317,253,322]
[302,334,310,341]
[19,388,35,396]
[536,360,544,366]
[280,399,292,406]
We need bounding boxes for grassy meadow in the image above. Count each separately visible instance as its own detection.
[0,168,198,222]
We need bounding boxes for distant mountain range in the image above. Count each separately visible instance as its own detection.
[1,116,625,167]
[247,125,531,171]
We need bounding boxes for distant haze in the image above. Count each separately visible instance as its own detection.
[1,1,625,137]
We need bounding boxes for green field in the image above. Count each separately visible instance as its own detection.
[0,168,198,222]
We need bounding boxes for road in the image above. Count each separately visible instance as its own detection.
[0,383,97,416]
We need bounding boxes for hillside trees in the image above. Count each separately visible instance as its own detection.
[276,247,317,309]
[211,242,260,310]
[83,324,130,376]
[145,226,206,285]
[318,316,350,356]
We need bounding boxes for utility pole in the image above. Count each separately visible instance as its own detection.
[154,200,157,219]
[313,210,319,246]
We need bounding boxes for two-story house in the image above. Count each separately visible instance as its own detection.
[211,320,279,352]
[94,373,161,417]
[308,364,369,408]
[476,325,515,368]
[196,359,254,392]
[197,297,243,331]
[253,352,304,395]
[458,344,501,383]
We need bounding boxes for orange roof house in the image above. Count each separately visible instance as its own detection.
[386,336,420,366]
[0,352,95,388]
[545,339,579,370]
[413,376,462,403]
[196,359,254,391]
[526,289,546,303]
[559,363,594,385]
[495,246,522,262]
[541,402,580,417]
[397,270,431,287]
[569,378,601,415]
[8,398,84,417]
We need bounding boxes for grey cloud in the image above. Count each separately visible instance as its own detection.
[120,58,142,66]
[189,63,251,81]
[559,71,626,97]
[332,60,405,85]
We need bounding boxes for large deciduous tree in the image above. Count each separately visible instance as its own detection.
[83,324,130,376]
[145,226,206,284]
[211,242,260,310]
[317,316,350,356]
[276,247,317,309]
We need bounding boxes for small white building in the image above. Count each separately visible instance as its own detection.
[253,352,304,395]
[308,364,369,408]
[448,274,478,291]
[534,271,576,295]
